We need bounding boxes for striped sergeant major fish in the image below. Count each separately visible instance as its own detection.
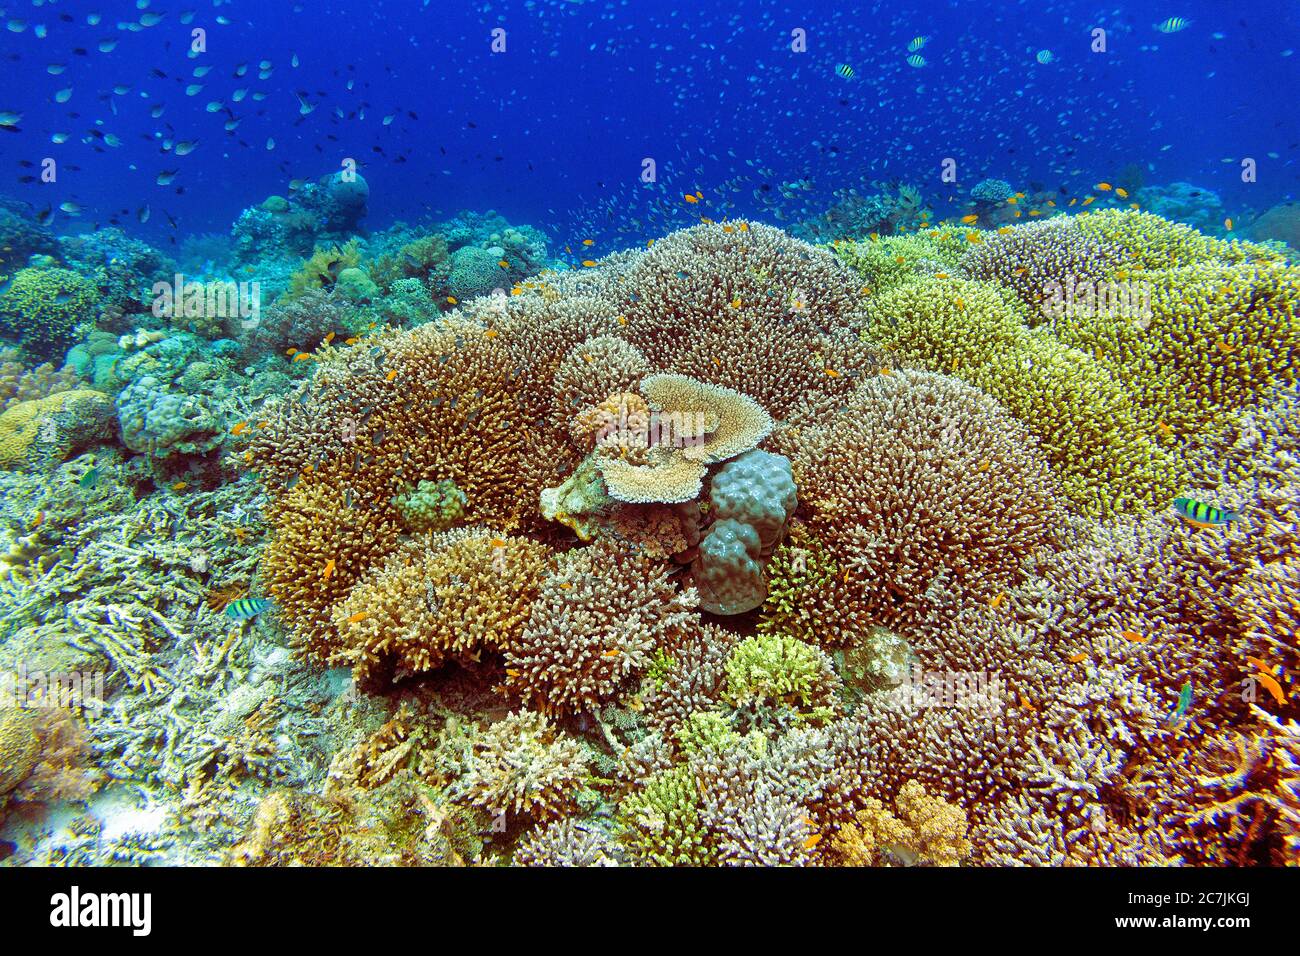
[1172,497,1237,529]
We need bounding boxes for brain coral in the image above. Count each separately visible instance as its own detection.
[0,267,99,360]
[0,389,114,471]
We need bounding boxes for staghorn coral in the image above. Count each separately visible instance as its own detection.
[455,710,590,821]
[757,523,842,647]
[640,623,739,737]
[552,338,651,446]
[332,531,552,684]
[833,227,969,298]
[514,818,621,867]
[504,539,698,713]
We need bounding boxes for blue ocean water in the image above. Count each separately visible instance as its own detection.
[1,0,1297,248]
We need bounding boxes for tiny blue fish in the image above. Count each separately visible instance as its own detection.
[1168,681,1192,723]
[224,597,273,621]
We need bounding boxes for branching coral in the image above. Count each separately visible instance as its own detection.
[863,275,1177,516]
[775,369,1061,629]
[723,633,839,721]
[504,540,698,713]
[616,764,715,866]
[514,818,620,866]
[332,530,552,684]
[263,476,404,663]
[455,710,590,821]
[284,241,363,300]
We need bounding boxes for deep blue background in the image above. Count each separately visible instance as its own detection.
[1,0,1297,249]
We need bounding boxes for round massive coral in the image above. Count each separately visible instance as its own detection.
[0,266,99,360]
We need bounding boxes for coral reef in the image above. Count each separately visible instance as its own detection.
[2,201,1292,870]
[0,266,99,360]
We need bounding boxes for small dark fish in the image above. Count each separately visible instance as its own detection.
[224,597,273,621]
[78,467,100,490]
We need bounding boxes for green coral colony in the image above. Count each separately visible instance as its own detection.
[0,173,1298,870]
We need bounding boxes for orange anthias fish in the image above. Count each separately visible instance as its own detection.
[230,421,249,436]
[989,592,1006,609]
[1254,671,1287,705]
[1120,630,1147,643]
[1095,182,1113,191]
[322,558,336,580]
